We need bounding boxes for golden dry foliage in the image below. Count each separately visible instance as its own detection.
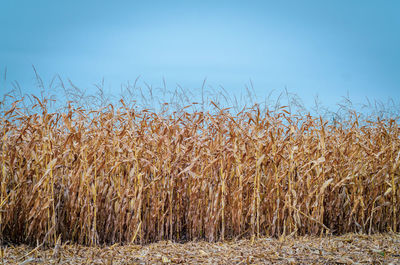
[0,98,399,246]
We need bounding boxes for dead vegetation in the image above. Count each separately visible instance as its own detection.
[2,233,400,264]
[0,94,399,247]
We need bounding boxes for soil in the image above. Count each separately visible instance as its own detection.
[2,233,400,264]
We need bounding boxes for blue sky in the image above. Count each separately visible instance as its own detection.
[1,0,399,111]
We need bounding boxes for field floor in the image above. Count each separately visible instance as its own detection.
[2,233,400,264]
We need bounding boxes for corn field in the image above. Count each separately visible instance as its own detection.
[0,97,399,246]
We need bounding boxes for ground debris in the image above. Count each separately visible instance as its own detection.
[2,233,399,264]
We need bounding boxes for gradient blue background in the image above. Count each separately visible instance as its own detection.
[1,0,399,111]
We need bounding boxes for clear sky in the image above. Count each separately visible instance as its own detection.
[1,0,399,111]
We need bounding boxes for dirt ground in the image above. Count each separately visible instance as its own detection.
[2,233,400,264]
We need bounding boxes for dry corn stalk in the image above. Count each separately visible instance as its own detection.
[0,98,399,245]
